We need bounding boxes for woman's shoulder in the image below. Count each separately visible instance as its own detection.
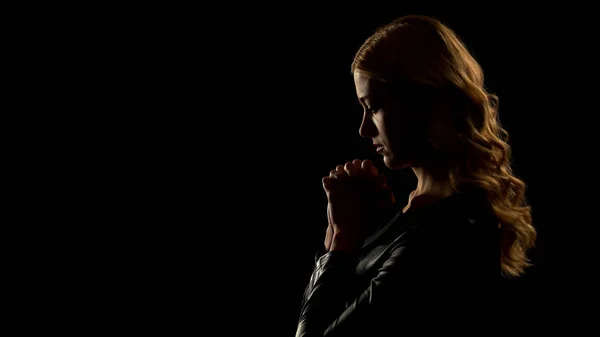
[407,192,499,261]
[370,191,498,257]
[414,191,498,234]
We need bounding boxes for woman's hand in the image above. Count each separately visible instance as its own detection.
[322,159,395,252]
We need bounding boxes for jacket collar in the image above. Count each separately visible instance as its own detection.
[360,192,473,251]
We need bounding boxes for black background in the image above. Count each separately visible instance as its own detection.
[34,4,600,335]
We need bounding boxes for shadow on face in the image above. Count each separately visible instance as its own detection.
[354,71,447,170]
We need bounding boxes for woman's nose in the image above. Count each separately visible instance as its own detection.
[359,115,376,138]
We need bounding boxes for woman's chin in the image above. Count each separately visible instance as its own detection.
[383,155,412,170]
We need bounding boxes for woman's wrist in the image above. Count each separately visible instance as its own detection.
[330,231,362,252]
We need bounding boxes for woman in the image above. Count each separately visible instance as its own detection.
[295,15,536,336]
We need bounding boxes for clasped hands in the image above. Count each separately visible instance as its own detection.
[322,159,395,252]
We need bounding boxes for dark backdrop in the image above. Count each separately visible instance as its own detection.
[253,11,546,333]
[155,10,548,334]
[61,5,600,335]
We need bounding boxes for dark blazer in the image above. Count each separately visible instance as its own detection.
[295,191,501,336]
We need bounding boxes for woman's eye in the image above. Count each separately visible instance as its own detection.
[367,106,378,114]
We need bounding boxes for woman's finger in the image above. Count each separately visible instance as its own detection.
[345,161,360,176]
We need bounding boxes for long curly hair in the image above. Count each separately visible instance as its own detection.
[351,15,536,277]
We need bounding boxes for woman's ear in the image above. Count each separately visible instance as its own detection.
[426,101,459,153]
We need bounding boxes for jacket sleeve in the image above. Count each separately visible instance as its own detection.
[295,241,416,337]
[296,213,398,318]
[295,231,495,336]
[298,247,328,312]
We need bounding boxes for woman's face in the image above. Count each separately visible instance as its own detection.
[353,71,430,170]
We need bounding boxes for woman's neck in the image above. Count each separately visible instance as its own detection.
[403,166,454,213]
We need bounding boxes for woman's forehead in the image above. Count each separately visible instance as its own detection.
[353,72,388,99]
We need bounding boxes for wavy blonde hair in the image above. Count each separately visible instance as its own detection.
[351,15,536,277]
